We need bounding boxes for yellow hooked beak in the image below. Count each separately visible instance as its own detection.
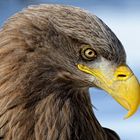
[78,64,140,118]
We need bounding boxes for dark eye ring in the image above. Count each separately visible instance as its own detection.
[81,45,97,60]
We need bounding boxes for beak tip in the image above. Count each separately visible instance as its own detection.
[123,113,131,119]
[124,115,130,120]
[123,107,139,119]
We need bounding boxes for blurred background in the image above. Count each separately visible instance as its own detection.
[0,0,139,140]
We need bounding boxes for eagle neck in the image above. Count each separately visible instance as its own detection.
[34,81,107,140]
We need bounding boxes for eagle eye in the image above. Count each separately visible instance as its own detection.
[81,45,97,61]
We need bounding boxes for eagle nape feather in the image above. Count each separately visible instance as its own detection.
[0,4,139,140]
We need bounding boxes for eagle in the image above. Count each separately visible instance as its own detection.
[0,4,139,140]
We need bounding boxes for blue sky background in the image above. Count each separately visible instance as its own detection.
[0,0,140,140]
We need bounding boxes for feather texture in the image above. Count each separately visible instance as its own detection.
[0,4,122,140]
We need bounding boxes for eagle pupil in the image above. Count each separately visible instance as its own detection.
[88,51,93,55]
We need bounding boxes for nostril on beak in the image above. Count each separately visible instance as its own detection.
[115,66,132,80]
[117,74,127,78]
